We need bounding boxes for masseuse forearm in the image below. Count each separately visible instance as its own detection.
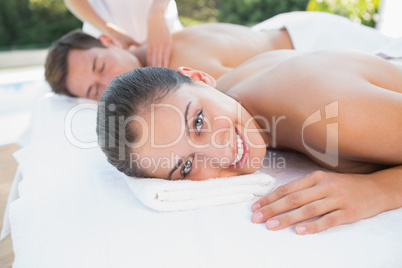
[150,0,171,13]
[64,0,108,32]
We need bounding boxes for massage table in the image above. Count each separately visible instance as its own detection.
[1,91,401,268]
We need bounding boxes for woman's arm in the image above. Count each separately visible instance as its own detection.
[147,0,174,67]
[251,165,402,235]
[250,66,402,234]
[64,0,140,48]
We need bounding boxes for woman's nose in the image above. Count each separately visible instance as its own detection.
[211,127,233,149]
[199,128,235,163]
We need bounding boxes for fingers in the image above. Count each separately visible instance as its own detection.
[264,198,338,232]
[253,198,350,235]
[130,38,142,48]
[114,32,140,49]
[252,171,322,212]
[249,170,351,235]
[147,45,171,67]
[295,210,350,235]
[249,170,365,235]
[251,184,327,224]
[125,40,141,49]
[162,46,171,68]
[147,46,158,66]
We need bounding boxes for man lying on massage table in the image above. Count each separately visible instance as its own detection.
[96,49,402,235]
[44,11,391,100]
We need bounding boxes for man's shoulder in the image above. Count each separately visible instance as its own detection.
[175,22,249,37]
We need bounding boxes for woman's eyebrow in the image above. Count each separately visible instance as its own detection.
[168,158,183,180]
[184,101,192,137]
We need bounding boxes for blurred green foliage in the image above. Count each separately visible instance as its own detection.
[307,0,381,27]
[176,0,309,26]
[0,0,381,50]
[215,0,309,26]
[0,0,81,50]
[176,0,218,25]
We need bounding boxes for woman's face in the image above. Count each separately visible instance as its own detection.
[133,80,267,181]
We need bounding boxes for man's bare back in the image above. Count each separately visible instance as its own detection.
[219,50,402,173]
[169,23,293,78]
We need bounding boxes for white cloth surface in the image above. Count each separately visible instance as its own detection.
[83,0,183,42]
[126,172,275,211]
[373,37,402,58]
[252,11,394,53]
[2,94,402,268]
[0,169,22,240]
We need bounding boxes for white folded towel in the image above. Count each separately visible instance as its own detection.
[125,172,276,211]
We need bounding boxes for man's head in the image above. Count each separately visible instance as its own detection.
[97,67,266,180]
[45,30,142,100]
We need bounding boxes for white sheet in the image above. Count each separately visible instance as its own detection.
[252,11,393,52]
[3,94,402,268]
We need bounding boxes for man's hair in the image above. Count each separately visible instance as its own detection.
[97,67,193,177]
[45,30,106,97]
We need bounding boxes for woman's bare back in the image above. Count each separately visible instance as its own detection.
[223,50,402,172]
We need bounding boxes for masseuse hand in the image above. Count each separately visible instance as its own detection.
[105,23,142,49]
[251,170,390,235]
[146,8,172,67]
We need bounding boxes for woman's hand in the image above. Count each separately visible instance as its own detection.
[105,23,142,49]
[146,2,172,67]
[251,170,394,235]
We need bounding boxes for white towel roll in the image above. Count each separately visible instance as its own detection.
[125,172,276,212]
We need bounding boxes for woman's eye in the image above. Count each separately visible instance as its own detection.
[194,111,203,132]
[181,157,193,178]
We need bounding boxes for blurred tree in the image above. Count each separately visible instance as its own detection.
[177,0,310,26]
[307,0,381,27]
[28,0,81,44]
[176,0,218,25]
[216,0,310,26]
[0,0,30,47]
[0,0,81,49]
[0,0,381,49]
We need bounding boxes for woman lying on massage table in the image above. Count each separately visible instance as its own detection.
[96,49,402,235]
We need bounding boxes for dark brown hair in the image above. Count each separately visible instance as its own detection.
[97,67,193,177]
[45,30,105,97]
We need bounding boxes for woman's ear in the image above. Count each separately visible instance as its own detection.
[99,34,123,48]
[178,66,217,88]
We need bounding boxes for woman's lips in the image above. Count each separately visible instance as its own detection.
[229,128,249,169]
